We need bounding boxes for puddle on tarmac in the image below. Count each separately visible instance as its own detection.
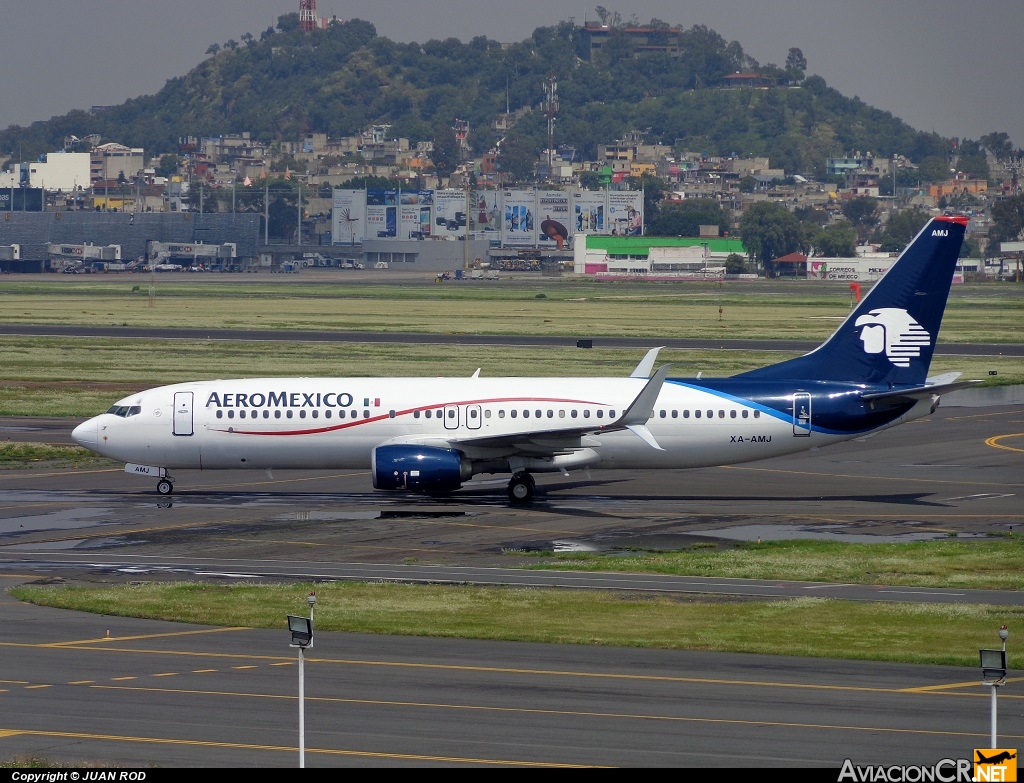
[279,510,470,522]
[0,509,113,535]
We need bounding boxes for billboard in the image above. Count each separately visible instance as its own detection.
[0,188,44,212]
[502,189,536,247]
[474,190,501,234]
[607,191,643,236]
[398,190,433,240]
[366,189,398,238]
[331,189,366,245]
[571,190,606,233]
[536,190,571,249]
[434,189,469,239]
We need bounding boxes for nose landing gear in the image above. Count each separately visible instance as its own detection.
[156,477,174,496]
[507,471,536,503]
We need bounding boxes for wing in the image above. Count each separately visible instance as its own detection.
[381,365,671,461]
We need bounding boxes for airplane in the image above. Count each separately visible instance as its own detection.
[976,751,1016,765]
[72,215,976,503]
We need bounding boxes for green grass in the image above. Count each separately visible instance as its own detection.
[529,538,1024,591]
[1,278,1021,342]
[0,443,117,468]
[10,581,1021,666]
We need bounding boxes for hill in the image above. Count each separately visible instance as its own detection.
[0,15,952,177]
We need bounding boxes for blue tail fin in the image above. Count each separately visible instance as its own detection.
[737,215,967,385]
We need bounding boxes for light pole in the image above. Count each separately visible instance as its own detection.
[287,613,314,767]
[980,625,1009,748]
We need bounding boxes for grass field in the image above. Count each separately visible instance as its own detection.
[11,580,1021,666]
[1,277,1022,342]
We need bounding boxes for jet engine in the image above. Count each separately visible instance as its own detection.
[371,444,473,492]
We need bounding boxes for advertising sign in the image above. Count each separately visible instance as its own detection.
[434,189,468,239]
[332,189,366,245]
[398,190,433,240]
[366,189,398,238]
[502,189,536,247]
[607,191,643,236]
[537,190,571,249]
[571,190,606,234]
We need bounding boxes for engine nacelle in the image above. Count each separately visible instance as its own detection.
[372,444,472,492]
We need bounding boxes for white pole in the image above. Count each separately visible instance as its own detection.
[299,645,305,768]
[990,684,997,748]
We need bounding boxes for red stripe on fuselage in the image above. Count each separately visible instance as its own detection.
[211,395,606,437]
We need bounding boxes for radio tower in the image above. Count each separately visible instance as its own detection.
[299,0,318,32]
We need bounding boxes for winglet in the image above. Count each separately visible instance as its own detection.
[471,368,481,379]
[630,347,663,378]
[627,424,664,451]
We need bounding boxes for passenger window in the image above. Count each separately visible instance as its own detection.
[672,410,678,418]
[485,410,491,418]
[571,410,577,418]
[683,410,690,418]
[659,410,666,418]
[535,410,541,418]
[390,410,397,419]
[610,410,615,418]
[583,410,590,418]
[424,410,431,419]
[363,410,369,418]
[299,410,306,419]
[597,410,604,419]
[447,409,455,419]
[216,410,223,419]
[547,410,553,418]
[718,410,725,418]
[511,410,517,418]
[414,410,420,419]
[695,410,701,418]
[228,410,235,419]
[499,410,506,418]
[707,410,713,418]
[274,410,281,419]
[559,410,565,418]
[754,410,761,418]
[730,410,736,418]
[287,410,293,419]
[742,410,749,418]
[523,410,530,418]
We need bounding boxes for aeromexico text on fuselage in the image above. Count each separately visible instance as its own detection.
[205,390,362,410]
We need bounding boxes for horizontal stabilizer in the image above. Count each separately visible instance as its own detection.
[860,379,983,404]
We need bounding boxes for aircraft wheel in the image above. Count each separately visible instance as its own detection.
[507,473,534,503]
[156,479,174,496]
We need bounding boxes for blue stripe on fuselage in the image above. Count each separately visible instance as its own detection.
[667,378,914,435]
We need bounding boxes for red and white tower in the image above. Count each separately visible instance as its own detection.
[299,0,318,32]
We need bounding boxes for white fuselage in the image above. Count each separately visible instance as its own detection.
[71,376,929,475]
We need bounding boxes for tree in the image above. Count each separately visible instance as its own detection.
[739,201,800,275]
[980,132,1015,160]
[840,196,878,244]
[155,154,179,178]
[497,130,538,184]
[784,47,806,84]
[989,194,1024,247]
[205,43,221,56]
[877,209,930,253]
[647,198,727,237]
[738,175,756,193]
[429,124,461,185]
[814,221,857,257]
[725,253,747,274]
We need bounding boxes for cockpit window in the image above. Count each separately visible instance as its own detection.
[106,405,142,418]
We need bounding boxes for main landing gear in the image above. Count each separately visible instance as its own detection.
[507,471,536,503]
[156,477,174,496]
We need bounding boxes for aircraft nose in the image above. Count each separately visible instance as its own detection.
[72,418,98,448]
